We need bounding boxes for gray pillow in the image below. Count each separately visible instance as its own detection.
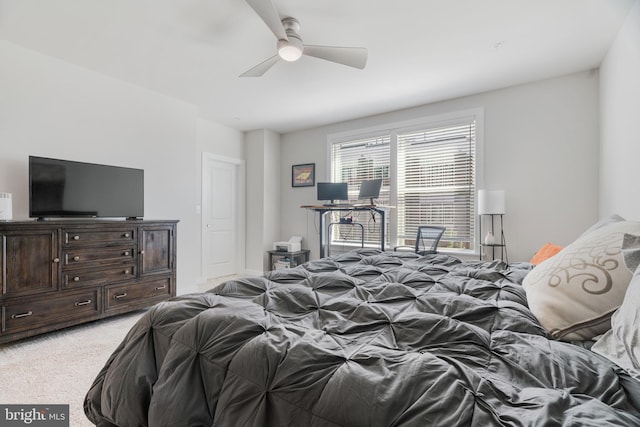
[622,233,640,272]
[592,265,640,380]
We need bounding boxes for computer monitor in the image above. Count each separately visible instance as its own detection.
[358,178,382,205]
[317,182,348,205]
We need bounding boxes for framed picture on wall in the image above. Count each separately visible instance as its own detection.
[292,163,315,187]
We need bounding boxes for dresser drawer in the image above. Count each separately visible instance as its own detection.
[63,245,135,267]
[105,277,172,311]
[2,289,101,334]
[63,264,136,289]
[63,228,136,246]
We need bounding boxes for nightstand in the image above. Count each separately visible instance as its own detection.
[267,249,310,271]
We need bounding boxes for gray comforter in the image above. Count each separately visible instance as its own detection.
[84,249,640,426]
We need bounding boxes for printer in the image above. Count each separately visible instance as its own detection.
[273,235,303,252]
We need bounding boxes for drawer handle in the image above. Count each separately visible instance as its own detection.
[155,285,167,290]
[73,256,80,261]
[73,235,80,240]
[73,276,80,282]
[123,233,131,238]
[53,258,60,263]
[75,300,92,307]
[113,293,128,299]
[11,311,33,319]
[123,270,131,275]
[123,251,130,256]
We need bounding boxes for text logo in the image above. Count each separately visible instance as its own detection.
[0,405,69,427]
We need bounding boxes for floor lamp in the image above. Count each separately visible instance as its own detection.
[478,190,507,262]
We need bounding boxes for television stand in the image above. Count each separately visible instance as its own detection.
[0,219,178,344]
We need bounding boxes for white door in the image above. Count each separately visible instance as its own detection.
[202,154,244,279]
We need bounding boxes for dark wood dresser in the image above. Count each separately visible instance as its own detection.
[0,219,177,344]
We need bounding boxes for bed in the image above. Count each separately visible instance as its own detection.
[85,222,640,426]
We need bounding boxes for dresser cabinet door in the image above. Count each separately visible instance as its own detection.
[139,225,175,276]
[1,230,60,297]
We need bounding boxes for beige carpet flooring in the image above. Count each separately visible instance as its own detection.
[0,275,238,427]
[0,311,144,427]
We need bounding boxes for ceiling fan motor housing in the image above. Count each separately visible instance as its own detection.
[278,17,303,61]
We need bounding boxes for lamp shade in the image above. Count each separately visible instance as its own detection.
[478,190,505,215]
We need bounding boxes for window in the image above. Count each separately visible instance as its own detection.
[397,121,476,250]
[328,111,480,253]
[330,135,390,246]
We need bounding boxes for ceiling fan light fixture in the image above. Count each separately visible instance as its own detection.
[277,37,303,62]
[240,3,368,77]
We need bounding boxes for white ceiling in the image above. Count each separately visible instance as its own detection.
[0,0,635,133]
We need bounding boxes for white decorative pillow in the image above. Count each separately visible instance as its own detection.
[523,221,640,341]
[592,266,640,380]
[577,214,625,239]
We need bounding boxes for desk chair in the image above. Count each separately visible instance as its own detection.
[395,225,446,255]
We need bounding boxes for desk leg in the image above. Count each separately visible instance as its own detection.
[380,210,385,251]
[319,211,325,258]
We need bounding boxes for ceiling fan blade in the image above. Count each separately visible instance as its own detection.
[303,45,368,69]
[240,54,281,77]
[244,0,287,41]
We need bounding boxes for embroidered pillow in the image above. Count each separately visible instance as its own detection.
[523,221,640,341]
[578,214,625,239]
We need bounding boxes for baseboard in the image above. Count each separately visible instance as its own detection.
[243,268,264,277]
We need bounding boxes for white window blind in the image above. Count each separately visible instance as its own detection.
[397,121,476,250]
[330,135,390,246]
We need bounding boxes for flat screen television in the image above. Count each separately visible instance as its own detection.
[29,156,144,219]
[358,178,383,205]
[317,182,348,206]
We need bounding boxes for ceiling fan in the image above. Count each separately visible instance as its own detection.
[240,0,368,77]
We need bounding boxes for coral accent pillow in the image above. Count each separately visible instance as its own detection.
[523,221,640,341]
[530,243,563,265]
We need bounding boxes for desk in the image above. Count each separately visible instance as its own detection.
[301,205,389,258]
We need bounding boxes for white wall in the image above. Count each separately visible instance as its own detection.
[245,129,281,273]
[281,71,600,262]
[599,0,640,219]
[0,41,244,293]
[197,119,245,161]
[263,130,282,263]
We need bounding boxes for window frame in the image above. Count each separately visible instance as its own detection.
[326,108,485,255]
